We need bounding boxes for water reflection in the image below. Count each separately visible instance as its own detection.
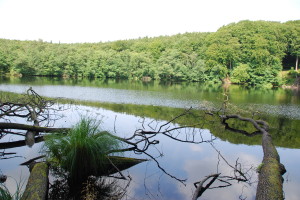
[0,80,300,120]
[1,104,299,199]
[1,82,300,199]
[0,84,205,109]
[48,166,128,200]
[180,150,260,200]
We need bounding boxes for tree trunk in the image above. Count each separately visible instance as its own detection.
[296,55,298,71]
[256,131,286,200]
[21,162,49,200]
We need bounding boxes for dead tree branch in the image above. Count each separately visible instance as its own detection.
[0,123,69,133]
[192,173,220,200]
[0,88,69,150]
[0,136,44,149]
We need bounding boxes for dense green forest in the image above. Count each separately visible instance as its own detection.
[0,20,299,86]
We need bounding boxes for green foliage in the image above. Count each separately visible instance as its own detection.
[288,69,299,78]
[285,21,300,63]
[203,62,228,83]
[279,69,300,85]
[230,64,250,84]
[0,51,10,75]
[0,20,299,86]
[204,20,298,86]
[43,118,122,185]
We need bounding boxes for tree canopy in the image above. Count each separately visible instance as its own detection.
[0,20,299,86]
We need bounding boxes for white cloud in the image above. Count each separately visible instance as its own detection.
[189,144,204,152]
[0,0,299,43]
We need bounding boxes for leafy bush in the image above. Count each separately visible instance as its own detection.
[230,64,250,84]
[288,69,299,78]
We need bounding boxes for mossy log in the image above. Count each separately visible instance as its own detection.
[21,162,49,200]
[220,114,286,200]
[256,132,286,200]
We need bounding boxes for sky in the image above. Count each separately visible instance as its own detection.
[0,0,299,43]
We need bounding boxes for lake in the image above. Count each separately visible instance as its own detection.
[0,76,300,200]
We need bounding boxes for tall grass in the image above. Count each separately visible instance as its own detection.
[44,118,122,187]
[0,185,12,200]
[0,179,24,200]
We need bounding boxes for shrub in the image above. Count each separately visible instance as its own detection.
[288,69,299,78]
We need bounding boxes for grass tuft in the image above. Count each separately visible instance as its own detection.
[43,117,122,186]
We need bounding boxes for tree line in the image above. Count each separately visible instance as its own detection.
[0,20,299,86]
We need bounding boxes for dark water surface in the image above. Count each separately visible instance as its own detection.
[0,77,300,200]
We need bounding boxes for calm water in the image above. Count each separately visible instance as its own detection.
[0,77,300,200]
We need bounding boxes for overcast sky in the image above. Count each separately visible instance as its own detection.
[0,0,299,43]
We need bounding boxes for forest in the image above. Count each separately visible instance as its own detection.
[0,20,299,87]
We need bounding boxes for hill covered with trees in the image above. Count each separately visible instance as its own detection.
[0,20,299,87]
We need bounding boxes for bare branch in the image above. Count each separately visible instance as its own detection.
[0,123,69,133]
[0,136,44,149]
[20,155,46,166]
[192,173,220,200]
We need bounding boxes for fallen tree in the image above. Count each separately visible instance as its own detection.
[21,162,49,200]
[221,114,286,200]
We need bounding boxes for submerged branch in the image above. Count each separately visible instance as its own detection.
[0,136,44,149]
[0,122,69,133]
[192,173,220,200]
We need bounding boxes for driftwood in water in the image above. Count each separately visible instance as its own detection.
[221,114,286,200]
[0,123,69,149]
[0,122,69,133]
[21,162,49,200]
[103,156,148,176]
[0,136,44,149]
[0,88,69,148]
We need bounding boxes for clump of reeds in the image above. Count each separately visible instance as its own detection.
[44,118,122,187]
[0,177,24,200]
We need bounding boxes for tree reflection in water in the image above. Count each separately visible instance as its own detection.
[0,89,289,199]
[48,173,124,200]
